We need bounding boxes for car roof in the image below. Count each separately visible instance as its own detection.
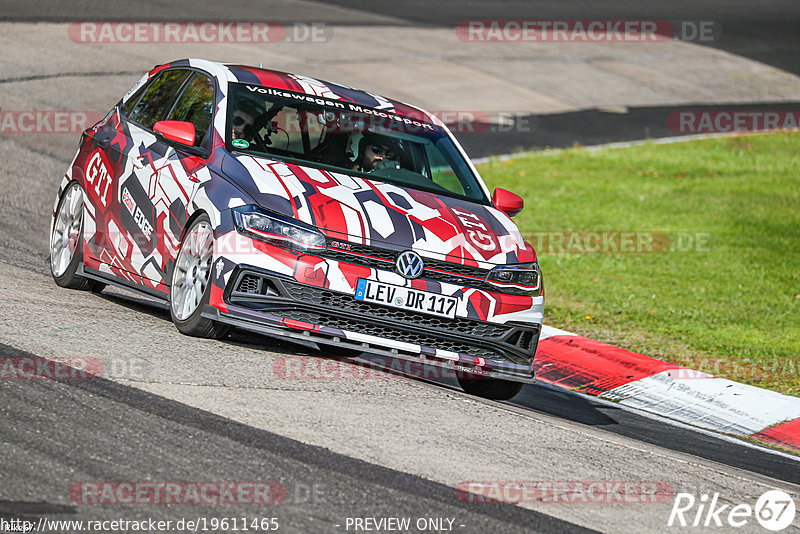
[151,58,442,127]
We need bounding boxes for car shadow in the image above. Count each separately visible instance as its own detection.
[342,352,620,427]
[512,383,619,426]
[95,288,320,358]
[95,288,618,426]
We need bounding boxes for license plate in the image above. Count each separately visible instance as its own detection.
[354,279,458,319]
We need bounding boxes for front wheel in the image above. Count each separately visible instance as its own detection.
[169,215,229,339]
[458,375,524,401]
[50,181,105,292]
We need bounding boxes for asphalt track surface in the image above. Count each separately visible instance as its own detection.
[0,344,587,534]
[1,2,799,533]
[5,0,800,76]
[2,0,799,154]
[0,0,800,157]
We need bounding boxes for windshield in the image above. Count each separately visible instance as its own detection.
[226,82,488,203]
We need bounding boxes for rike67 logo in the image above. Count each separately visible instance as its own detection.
[668,490,796,531]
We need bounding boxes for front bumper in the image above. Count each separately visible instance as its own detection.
[206,266,541,382]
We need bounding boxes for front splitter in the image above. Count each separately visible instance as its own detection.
[203,304,537,384]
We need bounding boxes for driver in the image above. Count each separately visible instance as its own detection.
[347,131,403,172]
[231,98,261,142]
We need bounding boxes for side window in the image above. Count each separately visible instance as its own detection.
[127,70,191,130]
[167,73,215,146]
[425,143,465,196]
[123,82,149,117]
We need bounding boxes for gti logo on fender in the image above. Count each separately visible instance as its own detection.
[86,149,113,208]
[450,207,499,254]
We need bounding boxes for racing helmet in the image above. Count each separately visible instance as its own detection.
[346,130,403,163]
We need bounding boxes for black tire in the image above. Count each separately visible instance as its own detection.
[169,214,230,339]
[50,181,106,293]
[458,375,525,401]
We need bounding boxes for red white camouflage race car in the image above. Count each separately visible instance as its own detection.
[49,59,543,400]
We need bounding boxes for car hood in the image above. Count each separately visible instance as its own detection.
[222,154,534,266]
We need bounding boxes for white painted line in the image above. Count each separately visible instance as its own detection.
[539,324,578,340]
[601,370,800,436]
[532,380,800,463]
[537,325,800,444]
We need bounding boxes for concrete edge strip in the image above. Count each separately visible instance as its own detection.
[470,129,800,166]
[536,325,800,453]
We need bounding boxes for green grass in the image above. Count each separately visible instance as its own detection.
[477,133,800,396]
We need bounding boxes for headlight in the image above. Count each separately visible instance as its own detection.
[232,205,325,252]
[486,262,541,293]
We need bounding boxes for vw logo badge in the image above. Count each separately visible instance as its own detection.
[396,250,424,279]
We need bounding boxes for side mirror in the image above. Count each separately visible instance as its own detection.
[153,120,208,158]
[492,188,524,217]
[154,120,196,146]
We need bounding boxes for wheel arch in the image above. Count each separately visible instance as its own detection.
[166,208,211,288]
